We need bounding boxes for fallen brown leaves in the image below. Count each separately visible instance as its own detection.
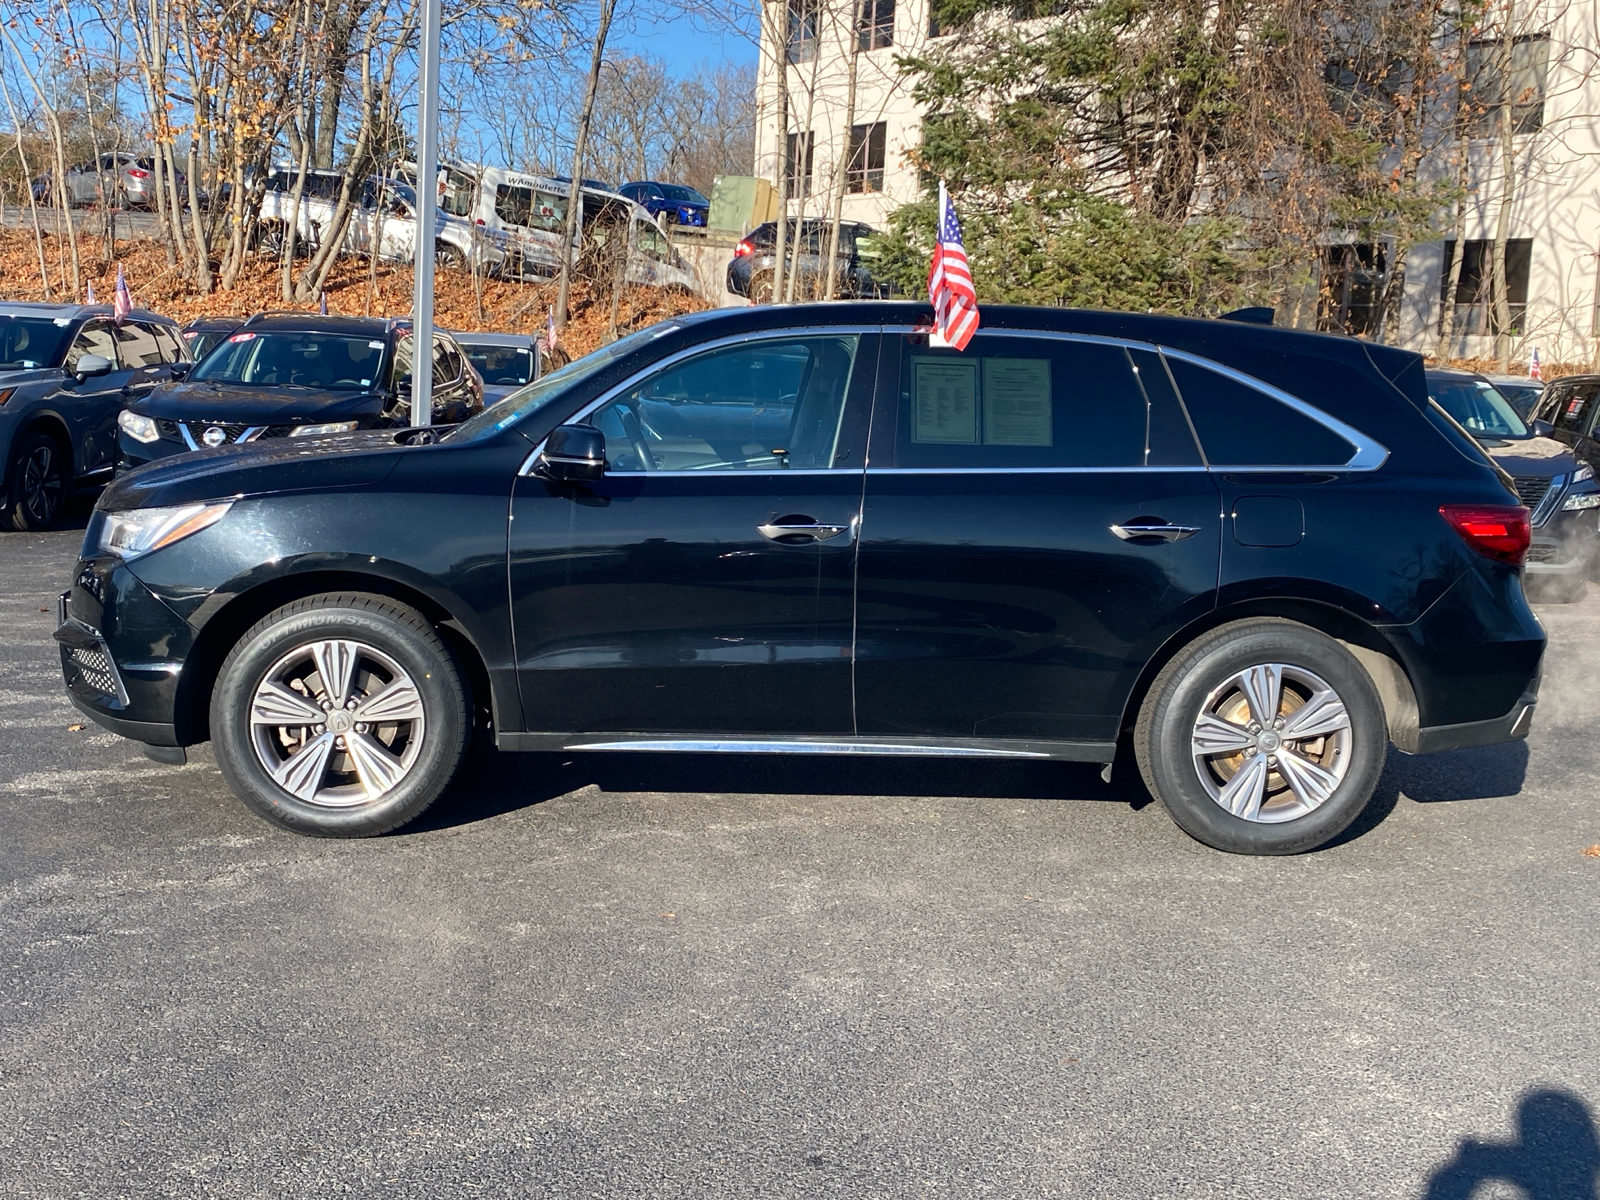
[66,723,85,732]
[1583,844,1600,858]
[0,226,710,360]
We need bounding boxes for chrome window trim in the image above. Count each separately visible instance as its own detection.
[883,325,1390,473]
[864,465,1209,475]
[518,325,881,477]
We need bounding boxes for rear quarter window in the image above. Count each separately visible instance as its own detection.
[1165,356,1356,466]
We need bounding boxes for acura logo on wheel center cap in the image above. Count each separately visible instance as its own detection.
[202,425,227,447]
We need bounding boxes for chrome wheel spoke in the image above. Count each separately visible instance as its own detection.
[250,681,325,726]
[271,731,337,801]
[1274,747,1341,811]
[354,680,424,725]
[310,640,358,708]
[1192,712,1256,756]
[1280,687,1350,741]
[1220,751,1271,821]
[346,731,407,799]
[1239,664,1283,729]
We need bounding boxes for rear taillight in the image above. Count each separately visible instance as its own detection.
[127,168,150,179]
[734,239,753,257]
[1440,504,1531,565]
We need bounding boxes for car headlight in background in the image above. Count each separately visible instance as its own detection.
[1562,490,1600,511]
[1572,463,1595,483]
[96,502,232,559]
[117,410,160,443]
[289,421,359,437]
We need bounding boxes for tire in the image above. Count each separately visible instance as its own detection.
[209,593,471,837]
[435,242,467,271]
[1134,618,1387,855]
[4,430,69,532]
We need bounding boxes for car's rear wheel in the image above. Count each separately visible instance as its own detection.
[435,242,467,270]
[4,430,68,531]
[1135,618,1387,855]
[210,593,471,837]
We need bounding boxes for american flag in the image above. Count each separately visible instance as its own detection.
[112,263,132,326]
[1529,346,1541,380]
[927,180,979,351]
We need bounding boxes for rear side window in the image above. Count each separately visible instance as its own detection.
[1543,382,1600,435]
[893,334,1146,468]
[116,323,165,369]
[150,323,184,362]
[1165,356,1356,466]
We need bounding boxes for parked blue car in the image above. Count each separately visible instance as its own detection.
[617,181,709,228]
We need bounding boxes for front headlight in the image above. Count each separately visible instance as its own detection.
[1572,463,1595,483]
[289,421,359,437]
[117,410,160,444]
[1562,490,1600,511]
[96,502,232,559]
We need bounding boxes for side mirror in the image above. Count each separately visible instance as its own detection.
[169,361,191,378]
[1532,418,1554,436]
[73,354,114,380]
[536,423,607,483]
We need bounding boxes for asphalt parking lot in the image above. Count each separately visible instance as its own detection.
[3,504,1598,1199]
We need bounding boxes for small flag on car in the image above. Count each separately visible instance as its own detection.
[1529,346,1541,380]
[319,291,329,316]
[927,180,979,351]
[85,280,95,305]
[112,263,132,326]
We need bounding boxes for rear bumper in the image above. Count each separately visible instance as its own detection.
[1412,686,1539,755]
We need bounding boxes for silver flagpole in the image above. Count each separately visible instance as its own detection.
[410,0,442,427]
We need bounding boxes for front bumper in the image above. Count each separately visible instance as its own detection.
[118,429,189,469]
[1525,505,1600,579]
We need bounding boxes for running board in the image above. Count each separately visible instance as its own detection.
[496,732,1115,762]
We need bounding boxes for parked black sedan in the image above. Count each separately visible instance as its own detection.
[63,303,1543,855]
[1427,368,1599,601]
[117,313,483,467]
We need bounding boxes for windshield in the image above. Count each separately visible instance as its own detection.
[459,341,533,386]
[446,321,681,441]
[185,329,237,363]
[656,184,707,204]
[1428,376,1530,439]
[189,330,388,390]
[0,316,74,369]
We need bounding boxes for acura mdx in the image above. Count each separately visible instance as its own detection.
[59,304,1544,854]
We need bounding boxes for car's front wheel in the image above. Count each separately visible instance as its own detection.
[4,430,68,531]
[211,593,471,837]
[1135,618,1387,855]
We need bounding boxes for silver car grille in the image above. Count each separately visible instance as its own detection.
[179,422,270,450]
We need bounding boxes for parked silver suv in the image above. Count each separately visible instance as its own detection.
[0,303,186,530]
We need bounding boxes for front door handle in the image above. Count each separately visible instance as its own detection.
[1110,520,1201,543]
[758,516,853,544]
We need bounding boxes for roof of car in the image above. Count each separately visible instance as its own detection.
[1542,374,1600,386]
[1481,372,1543,385]
[181,316,246,332]
[239,312,405,336]
[448,330,536,347]
[0,302,173,323]
[1424,367,1485,381]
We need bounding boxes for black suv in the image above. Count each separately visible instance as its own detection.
[60,303,1543,854]
[0,303,186,530]
[117,313,483,467]
[726,220,892,302]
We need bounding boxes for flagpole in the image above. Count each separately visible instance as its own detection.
[410,0,442,428]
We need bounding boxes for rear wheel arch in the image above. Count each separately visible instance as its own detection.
[1118,596,1418,753]
[174,570,497,745]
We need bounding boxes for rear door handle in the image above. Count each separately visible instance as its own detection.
[1111,521,1201,543]
[758,516,853,544]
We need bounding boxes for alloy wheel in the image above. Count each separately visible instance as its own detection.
[249,638,426,807]
[1189,662,1353,823]
[20,442,64,525]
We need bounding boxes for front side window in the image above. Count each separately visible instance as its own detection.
[588,336,860,472]
[494,184,567,234]
[0,315,76,369]
[65,320,118,372]
[1542,382,1600,436]
[1165,357,1356,466]
[893,335,1152,469]
[191,331,386,390]
[847,122,887,193]
[1428,377,1529,438]
[461,343,533,386]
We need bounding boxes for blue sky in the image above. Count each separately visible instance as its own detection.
[611,8,759,76]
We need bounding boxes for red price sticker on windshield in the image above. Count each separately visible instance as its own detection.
[228,332,257,343]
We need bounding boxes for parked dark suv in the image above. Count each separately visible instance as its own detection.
[1427,368,1599,601]
[117,313,483,467]
[727,220,892,302]
[60,303,1543,854]
[0,303,186,530]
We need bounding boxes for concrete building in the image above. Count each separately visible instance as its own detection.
[752,0,1598,368]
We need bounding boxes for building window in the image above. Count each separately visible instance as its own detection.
[858,0,894,50]
[1440,238,1533,336]
[1465,34,1550,136]
[785,131,814,198]
[1317,243,1387,337]
[847,122,887,193]
[786,0,819,64]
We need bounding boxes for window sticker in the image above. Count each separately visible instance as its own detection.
[369,340,386,349]
[54,317,72,326]
[912,359,979,444]
[183,330,198,338]
[983,358,1052,446]
[229,332,256,343]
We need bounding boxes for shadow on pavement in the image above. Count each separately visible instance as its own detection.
[1323,741,1530,849]
[1424,1088,1600,1200]
[412,744,1123,833]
